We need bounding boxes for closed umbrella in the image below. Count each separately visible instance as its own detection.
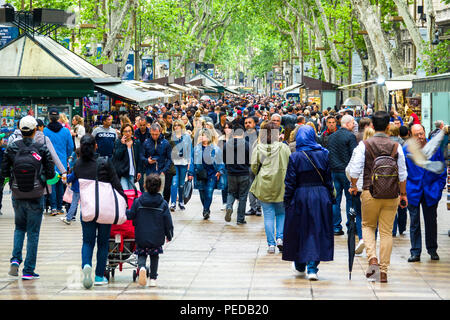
[183,179,193,204]
[347,196,357,280]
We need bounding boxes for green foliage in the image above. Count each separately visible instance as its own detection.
[419,37,450,76]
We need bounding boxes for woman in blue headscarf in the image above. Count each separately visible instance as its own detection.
[282,125,336,281]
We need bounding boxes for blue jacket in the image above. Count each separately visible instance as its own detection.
[142,134,172,175]
[187,144,226,190]
[67,172,79,193]
[44,124,73,174]
[403,144,446,207]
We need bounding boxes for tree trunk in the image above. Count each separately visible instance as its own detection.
[351,0,404,76]
[392,0,426,63]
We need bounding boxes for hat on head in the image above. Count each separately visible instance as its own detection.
[19,115,37,132]
[36,119,45,127]
[49,108,59,117]
[237,110,242,115]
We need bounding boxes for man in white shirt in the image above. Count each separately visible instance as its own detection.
[348,111,408,283]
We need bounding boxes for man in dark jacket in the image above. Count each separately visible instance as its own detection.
[3,116,55,280]
[223,123,251,225]
[142,123,172,199]
[244,116,261,216]
[319,116,337,149]
[327,114,357,235]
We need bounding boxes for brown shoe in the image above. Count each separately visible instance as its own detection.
[380,272,387,283]
[366,257,379,282]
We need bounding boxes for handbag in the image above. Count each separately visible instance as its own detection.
[183,179,193,204]
[79,157,127,225]
[63,185,73,203]
[302,151,337,199]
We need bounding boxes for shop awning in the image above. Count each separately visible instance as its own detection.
[385,74,417,91]
[168,83,191,92]
[338,80,376,90]
[224,87,240,95]
[95,82,171,106]
[280,83,304,94]
[413,72,450,93]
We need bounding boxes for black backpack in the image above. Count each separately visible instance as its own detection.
[11,140,45,199]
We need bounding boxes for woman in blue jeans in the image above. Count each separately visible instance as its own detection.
[249,121,291,254]
[169,120,191,211]
[188,128,225,220]
[73,134,126,289]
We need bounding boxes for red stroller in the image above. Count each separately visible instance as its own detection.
[105,188,144,282]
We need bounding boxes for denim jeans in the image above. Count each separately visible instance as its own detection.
[120,175,135,191]
[331,171,352,232]
[198,177,216,212]
[248,171,261,211]
[81,215,112,277]
[11,197,45,274]
[171,165,188,205]
[295,261,320,274]
[138,254,159,279]
[260,201,285,246]
[408,196,438,256]
[226,175,250,223]
[50,180,64,211]
[221,174,228,205]
[66,191,80,221]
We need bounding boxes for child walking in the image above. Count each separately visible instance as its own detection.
[126,174,173,287]
[61,148,80,225]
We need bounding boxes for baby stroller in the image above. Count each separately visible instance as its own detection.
[105,188,145,282]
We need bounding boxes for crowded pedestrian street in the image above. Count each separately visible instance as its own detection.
[0,187,449,300]
[0,0,449,306]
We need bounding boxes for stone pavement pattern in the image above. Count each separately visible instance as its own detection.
[0,187,449,300]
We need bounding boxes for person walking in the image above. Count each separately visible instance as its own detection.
[71,115,86,149]
[134,116,151,191]
[60,148,81,225]
[244,116,262,216]
[169,119,191,211]
[44,109,73,216]
[91,114,117,159]
[283,125,335,280]
[319,116,337,149]
[327,114,357,235]
[187,128,226,220]
[127,174,173,287]
[249,121,291,253]
[223,122,251,225]
[3,116,55,280]
[112,124,143,191]
[405,124,446,263]
[74,134,126,289]
[142,123,172,200]
[347,111,408,283]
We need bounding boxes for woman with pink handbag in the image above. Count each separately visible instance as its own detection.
[73,134,127,289]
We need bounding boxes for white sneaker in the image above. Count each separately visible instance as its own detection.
[82,265,93,289]
[138,267,147,287]
[148,279,157,287]
[60,217,71,225]
[292,262,305,276]
[221,204,226,211]
[307,273,319,281]
[355,239,365,254]
[267,245,276,254]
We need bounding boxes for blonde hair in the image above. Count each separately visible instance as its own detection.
[289,126,300,143]
[173,119,186,132]
[363,127,375,140]
[387,123,400,137]
[59,113,69,124]
[120,115,131,126]
[73,115,84,126]
[306,122,317,135]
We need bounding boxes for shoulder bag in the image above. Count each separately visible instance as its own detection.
[79,157,127,225]
[302,151,336,199]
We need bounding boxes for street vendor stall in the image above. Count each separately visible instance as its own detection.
[0,32,119,133]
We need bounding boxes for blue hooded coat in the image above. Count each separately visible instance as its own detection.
[282,125,335,263]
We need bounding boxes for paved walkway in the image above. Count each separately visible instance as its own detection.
[0,188,449,300]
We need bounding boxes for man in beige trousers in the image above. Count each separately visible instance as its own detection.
[347,111,408,283]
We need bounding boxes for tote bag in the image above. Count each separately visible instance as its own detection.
[63,186,73,203]
[79,158,127,225]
